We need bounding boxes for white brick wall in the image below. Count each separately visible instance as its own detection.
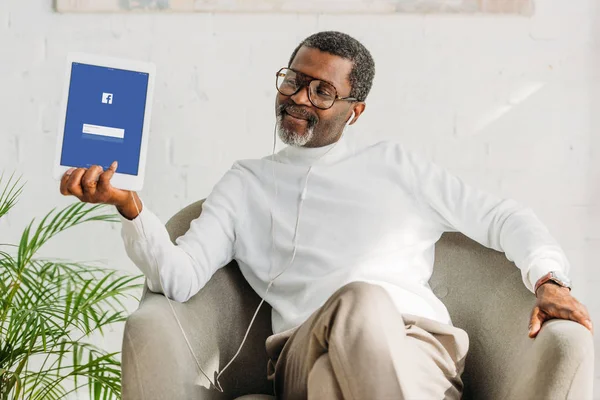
[0,0,598,396]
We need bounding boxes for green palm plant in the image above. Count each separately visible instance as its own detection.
[0,172,143,400]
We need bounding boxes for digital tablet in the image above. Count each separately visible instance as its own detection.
[53,53,156,191]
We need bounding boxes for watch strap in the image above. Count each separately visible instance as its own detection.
[534,271,571,294]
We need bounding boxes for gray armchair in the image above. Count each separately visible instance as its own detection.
[122,200,594,400]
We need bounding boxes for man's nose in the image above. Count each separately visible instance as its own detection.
[290,85,312,107]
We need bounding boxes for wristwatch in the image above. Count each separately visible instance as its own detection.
[534,271,572,295]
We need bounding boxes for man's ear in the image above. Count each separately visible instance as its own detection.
[349,102,366,125]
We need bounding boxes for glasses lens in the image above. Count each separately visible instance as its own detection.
[309,80,336,109]
[276,69,298,96]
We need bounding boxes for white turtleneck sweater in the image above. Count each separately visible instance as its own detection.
[120,131,569,334]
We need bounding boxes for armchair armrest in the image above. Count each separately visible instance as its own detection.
[122,262,274,400]
[504,319,594,400]
[432,233,594,399]
[122,288,212,400]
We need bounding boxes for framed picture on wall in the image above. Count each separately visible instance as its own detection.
[55,0,534,15]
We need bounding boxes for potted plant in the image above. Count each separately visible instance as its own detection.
[0,172,143,399]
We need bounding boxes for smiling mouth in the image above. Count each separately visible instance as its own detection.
[283,112,308,122]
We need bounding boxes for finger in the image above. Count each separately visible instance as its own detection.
[569,309,594,333]
[581,306,594,333]
[98,161,118,190]
[81,165,103,199]
[579,318,594,333]
[60,168,76,195]
[529,306,545,338]
[586,320,594,334]
[66,168,87,198]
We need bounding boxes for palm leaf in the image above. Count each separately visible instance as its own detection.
[0,171,25,219]
[16,203,119,271]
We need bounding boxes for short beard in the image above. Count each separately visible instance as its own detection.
[276,114,315,147]
[276,104,318,147]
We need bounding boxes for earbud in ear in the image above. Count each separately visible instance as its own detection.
[347,111,355,126]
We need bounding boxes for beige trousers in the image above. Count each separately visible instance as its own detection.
[266,282,470,400]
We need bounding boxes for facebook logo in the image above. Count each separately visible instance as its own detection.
[102,92,113,104]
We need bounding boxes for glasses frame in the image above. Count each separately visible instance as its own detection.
[275,67,358,110]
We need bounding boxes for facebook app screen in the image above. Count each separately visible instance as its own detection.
[60,62,149,175]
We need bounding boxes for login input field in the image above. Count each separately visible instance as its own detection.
[82,124,125,139]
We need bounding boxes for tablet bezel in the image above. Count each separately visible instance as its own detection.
[53,52,156,192]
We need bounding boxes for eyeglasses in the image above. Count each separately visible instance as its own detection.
[275,67,358,110]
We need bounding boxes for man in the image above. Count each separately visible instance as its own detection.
[60,31,592,399]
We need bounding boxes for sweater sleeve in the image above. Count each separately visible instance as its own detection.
[120,163,246,302]
[401,146,570,293]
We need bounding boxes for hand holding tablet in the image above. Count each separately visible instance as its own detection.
[59,161,142,220]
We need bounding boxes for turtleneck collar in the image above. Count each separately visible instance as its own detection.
[275,129,355,166]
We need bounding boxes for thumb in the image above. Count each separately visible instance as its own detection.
[105,161,118,177]
[529,306,545,338]
[98,161,118,187]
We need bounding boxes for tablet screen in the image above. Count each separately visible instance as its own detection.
[60,62,149,176]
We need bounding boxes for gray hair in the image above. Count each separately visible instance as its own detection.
[288,31,376,102]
